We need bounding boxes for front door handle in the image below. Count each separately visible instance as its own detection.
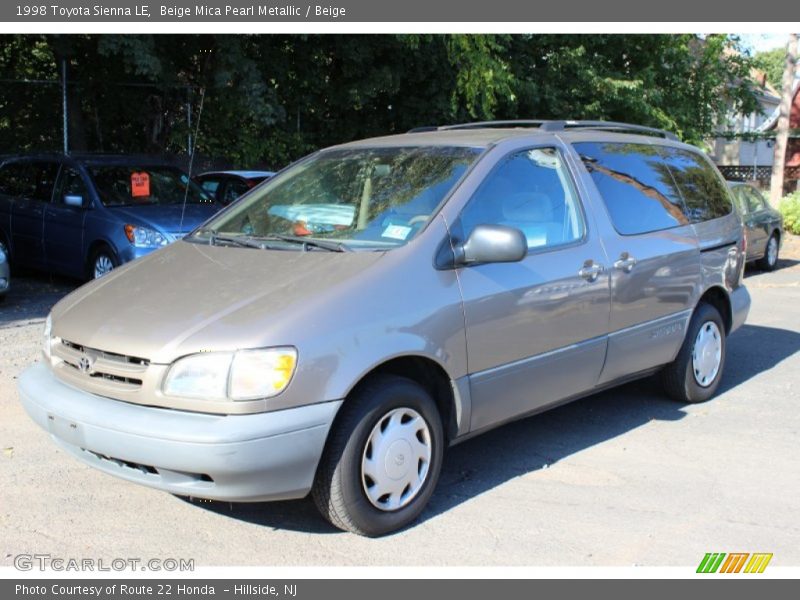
[578,261,604,282]
[613,252,637,273]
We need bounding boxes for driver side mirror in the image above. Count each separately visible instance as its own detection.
[453,224,528,266]
[64,194,87,208]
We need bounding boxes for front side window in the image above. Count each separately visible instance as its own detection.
[54,168,88,205]
[575,142,688,235]
[30,162,60,203]
[459,147,585,250]
[743,186,767,213]
[88,165,213,207]
[658,147,733,222]
[193,146,480,249]
[223,179,250,204]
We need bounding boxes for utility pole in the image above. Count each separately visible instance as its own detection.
[61,57,68,154]
[769,33,798,206]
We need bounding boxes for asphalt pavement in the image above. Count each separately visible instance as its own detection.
[1,242,798,567]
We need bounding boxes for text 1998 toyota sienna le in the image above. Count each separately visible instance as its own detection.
[19,121,750,536]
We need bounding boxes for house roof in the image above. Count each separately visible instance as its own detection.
[750,67,781,99]
[757,77,800,131]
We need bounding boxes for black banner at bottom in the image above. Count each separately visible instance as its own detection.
[3,579,796,600]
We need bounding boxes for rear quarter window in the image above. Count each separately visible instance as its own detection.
[658,147,732,222]
[573,141,689,235]
[0,162,35,197]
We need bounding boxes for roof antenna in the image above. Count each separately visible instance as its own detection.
[179,86,206,236]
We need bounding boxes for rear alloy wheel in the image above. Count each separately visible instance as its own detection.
[756,234,779,271]
[89,246,119,280]
[312,374,444,536]
[661,303,727,403]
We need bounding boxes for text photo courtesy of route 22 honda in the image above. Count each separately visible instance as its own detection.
[18,121,750,536]
[0,154,220,280]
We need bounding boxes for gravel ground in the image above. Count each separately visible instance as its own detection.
[1,237,799,567]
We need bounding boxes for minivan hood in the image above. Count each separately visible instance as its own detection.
[51,241,386,363]
[105,203,219,235]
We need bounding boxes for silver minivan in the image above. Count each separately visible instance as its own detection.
[19,121,750,536]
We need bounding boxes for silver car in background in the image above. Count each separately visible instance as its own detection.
[0,238,8,300]
[728,181,784,271]
[18,120,750,536]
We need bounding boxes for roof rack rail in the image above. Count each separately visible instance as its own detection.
[541,120,679,140]
[407,119,678,140]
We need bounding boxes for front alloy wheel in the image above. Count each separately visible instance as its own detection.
[88,246,119,280]
[94,254,115,278]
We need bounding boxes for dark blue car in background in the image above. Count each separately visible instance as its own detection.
[0,154,221,280]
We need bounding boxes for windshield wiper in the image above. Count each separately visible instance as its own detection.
[256,234,350,252]
[206,232,275,249]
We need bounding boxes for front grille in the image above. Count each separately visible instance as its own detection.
[61,339,149,366]
[52,339,151,392]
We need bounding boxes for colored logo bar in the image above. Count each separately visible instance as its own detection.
[697,553,773,573]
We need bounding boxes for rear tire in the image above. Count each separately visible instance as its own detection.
[661,303,726,403]
[756,233,779,271]
[312,374,444,536]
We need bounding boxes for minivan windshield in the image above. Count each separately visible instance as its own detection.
[190,146,480,249]
[89,165,214,207]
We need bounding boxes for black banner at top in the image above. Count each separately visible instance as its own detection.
[0,0,794,22]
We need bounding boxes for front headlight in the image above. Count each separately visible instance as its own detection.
[43,313,52,360]
[124,224,168,248]
[162,347,297,401]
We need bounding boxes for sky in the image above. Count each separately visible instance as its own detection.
[737,33,789,54]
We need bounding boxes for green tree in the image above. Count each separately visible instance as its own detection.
[753,47,788,90]
[0,34,761,168]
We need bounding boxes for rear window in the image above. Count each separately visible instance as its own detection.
[658,147,732,222]
[574,142,689,235]
[0,162,34,197]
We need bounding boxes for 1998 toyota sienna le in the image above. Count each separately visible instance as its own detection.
[19,120,750,536]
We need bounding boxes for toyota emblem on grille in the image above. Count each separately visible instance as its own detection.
[78,354,94,374]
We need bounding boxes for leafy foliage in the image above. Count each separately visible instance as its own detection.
[0,34,760,170]
[753,46,788,90]
[779,191,800,235]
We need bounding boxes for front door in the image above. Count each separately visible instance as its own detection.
[44,166,90,277]
[453,146,611,433]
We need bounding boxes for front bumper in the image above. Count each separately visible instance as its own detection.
[18,363,341,502]
[0,261,8,295]
[730,285,751,334]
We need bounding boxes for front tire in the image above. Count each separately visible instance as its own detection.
[756,233,779,271]
[312,374,444,536]
[661,303,726,403]
[88,245,119,280]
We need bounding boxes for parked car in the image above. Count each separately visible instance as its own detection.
[0,154,221,280]
[0,238,8,301]
[195,170,275,206]
[727,181,783,271]
[19,121,750,536]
